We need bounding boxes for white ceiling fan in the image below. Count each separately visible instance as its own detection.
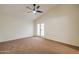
[26,4,43,14]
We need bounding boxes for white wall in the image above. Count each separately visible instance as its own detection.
[0,14,33,42]
[34,5,79,46]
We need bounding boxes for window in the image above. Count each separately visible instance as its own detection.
[37,23,44,36]
[41,23,44,36]
[37,24,40,36]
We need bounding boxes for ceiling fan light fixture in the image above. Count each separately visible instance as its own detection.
[33,10,36,14]
[26,4,43,14]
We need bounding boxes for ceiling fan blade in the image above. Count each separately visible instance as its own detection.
[27,11,32,13]
[37,6,40,9]
[26,6,32,10]
[36,10,43,13]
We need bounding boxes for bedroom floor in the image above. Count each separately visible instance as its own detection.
[0,36,79,54]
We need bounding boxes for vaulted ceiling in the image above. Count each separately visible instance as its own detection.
[0,4,57,21]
